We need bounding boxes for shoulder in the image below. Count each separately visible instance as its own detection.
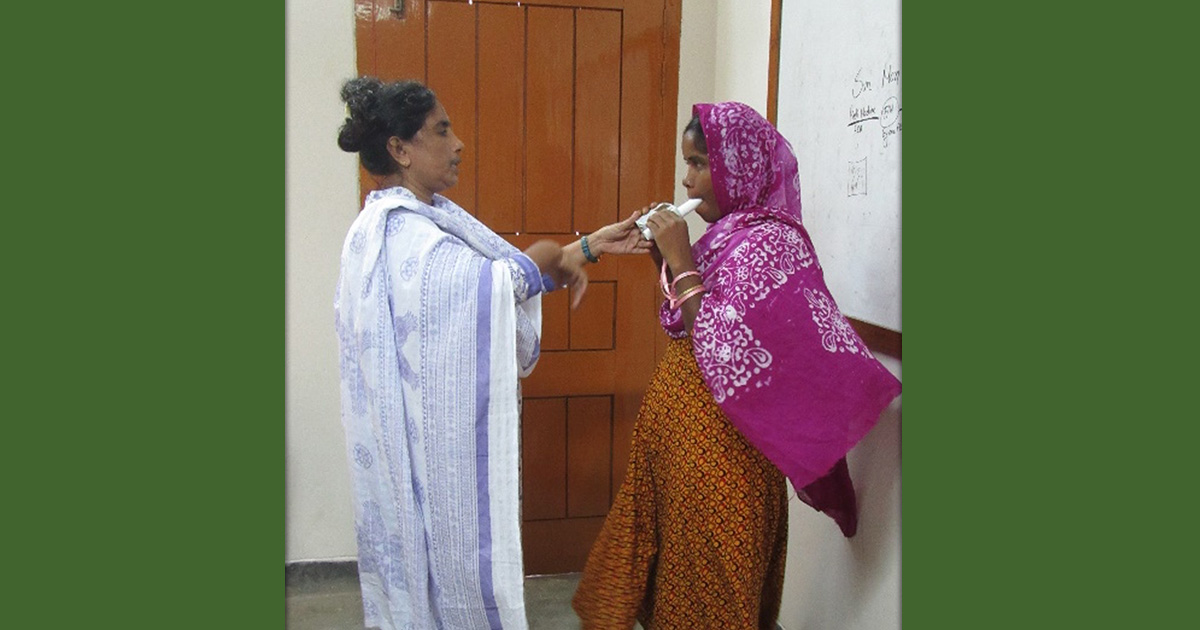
[382,209,454,256]
[727,216,805,254]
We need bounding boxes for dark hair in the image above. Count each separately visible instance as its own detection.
[683,115,707,153]
[337,77,438,176]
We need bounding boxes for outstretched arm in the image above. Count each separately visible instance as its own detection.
[561,207,654,269]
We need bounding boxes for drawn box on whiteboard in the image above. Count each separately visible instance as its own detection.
[848,157,867,197]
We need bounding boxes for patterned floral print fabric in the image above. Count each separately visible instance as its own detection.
[573,338,788,630]
[335,186,541,629]
[659,102,902,535]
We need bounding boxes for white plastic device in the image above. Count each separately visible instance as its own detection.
[635,198,702,240]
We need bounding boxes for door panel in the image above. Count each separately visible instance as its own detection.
[521,398,567,521]
[568,281,615,350]
[357,0,681,575]
[476,3,524,232]
[522,517,606,575]
[574,9,622,233]
[525,6,575,234]
[567,396,613,517]
[427,2,477,213]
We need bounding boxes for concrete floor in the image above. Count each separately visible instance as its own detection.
[284,567,782,629]
[285,571,604,630]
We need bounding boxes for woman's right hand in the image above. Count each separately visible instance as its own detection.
[645,207,694,272]
[588,206,655,256]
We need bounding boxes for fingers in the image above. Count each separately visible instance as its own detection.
[646,212,690,254]
[644,211,674,236]
[594,206,670,254]
[615,206,651,230]
[569,272,589,309]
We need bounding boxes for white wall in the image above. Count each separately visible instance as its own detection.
[285,0,360,562]
[674,0,716,241]
[713,0,772,115]
[779,357,902,630]
[286,1,901,628]
[675,0,773,241]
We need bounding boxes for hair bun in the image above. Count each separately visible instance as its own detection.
[337,77,385,153]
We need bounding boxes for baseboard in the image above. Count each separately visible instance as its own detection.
[847,316,901,360]
[285,560,359,587]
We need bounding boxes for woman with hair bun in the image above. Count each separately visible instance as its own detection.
[333,77,648,630]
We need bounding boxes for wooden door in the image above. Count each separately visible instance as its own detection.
[356,0,681,574]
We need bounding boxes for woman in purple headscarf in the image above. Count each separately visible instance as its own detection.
[573,102,902,629]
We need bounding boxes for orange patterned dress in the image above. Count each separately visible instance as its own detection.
[572,337,788,630]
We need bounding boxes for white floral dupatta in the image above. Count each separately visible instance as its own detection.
[335,187,541,630]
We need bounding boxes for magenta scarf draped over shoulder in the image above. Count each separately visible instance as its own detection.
[660,102,901,536]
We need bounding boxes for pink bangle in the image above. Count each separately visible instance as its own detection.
[670,271,701,294]
[670,284,707,309]
[660,261,703,301]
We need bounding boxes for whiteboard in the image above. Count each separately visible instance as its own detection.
[776,0,901,332]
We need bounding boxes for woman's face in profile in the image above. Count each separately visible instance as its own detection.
[681,130,721,223]
[403,101,465,196]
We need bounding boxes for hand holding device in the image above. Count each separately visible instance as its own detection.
[636,198,702,240]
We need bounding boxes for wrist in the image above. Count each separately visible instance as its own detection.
[665,256,696,275]
[588,234,606,257]
[580,234,601,263]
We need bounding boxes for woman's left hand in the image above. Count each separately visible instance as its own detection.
[587,208,655,256]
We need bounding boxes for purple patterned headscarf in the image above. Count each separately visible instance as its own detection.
[660,102,902,536]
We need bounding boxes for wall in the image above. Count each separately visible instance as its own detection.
[675,0,773,241]
[285,0,359,561]
[713,0,772,114]
[285,2,901,628]
[673,0,716,209]
[779,356,902,630]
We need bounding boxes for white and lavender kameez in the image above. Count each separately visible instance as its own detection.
[335,186,548,630]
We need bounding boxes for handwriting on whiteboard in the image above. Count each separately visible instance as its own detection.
[846,63,900,196]
[848,157,868,197]
[847,64,901,148]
